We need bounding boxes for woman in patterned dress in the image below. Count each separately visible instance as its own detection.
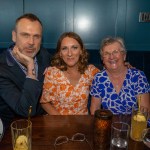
[90,37,150,115]
[40,32,99,115]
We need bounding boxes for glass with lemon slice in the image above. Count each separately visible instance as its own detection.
[130,107,148,141]
[11,119,32,150]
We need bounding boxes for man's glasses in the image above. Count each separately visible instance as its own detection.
[54,133,93,150]
[102,49,123,58]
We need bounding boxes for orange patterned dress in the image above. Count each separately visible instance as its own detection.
[40,65,99,115]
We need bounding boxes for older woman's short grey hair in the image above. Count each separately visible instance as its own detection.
[100,37,127,57]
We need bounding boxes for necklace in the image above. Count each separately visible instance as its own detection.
[107,69,127,93]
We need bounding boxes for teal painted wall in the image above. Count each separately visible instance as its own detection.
[0,0,150,51]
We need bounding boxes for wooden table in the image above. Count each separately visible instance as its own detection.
[0,115,149,150]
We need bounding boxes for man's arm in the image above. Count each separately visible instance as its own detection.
[0,68,43,117]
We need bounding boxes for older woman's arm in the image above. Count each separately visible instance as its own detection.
[90,96,101,115]
[138,93,150,110]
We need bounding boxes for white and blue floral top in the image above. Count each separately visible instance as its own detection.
[90,68,150,115]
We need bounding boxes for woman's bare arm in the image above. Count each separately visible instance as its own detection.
[41,103,61,115]
[90,96,101,115]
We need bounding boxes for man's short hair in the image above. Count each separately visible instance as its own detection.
[15,13,42,30]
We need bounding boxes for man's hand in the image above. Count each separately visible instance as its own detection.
[12,46,34,68]
[12,46,37,79]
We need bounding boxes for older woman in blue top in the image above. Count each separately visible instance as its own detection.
[90,37,150,115]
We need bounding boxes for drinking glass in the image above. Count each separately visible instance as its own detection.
[11,119,32,150]
[130,107,148,141]
[0,118,4,142]
[142,128,150,148]
[93,109,113,150]
[110,122,130,150]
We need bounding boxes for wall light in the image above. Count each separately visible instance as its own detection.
[76,17,91,31]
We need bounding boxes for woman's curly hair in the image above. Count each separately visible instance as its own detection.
[51,32,89,74]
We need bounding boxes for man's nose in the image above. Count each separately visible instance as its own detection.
[28,37,34,44]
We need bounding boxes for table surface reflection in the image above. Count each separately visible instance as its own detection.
[0,115,149,150]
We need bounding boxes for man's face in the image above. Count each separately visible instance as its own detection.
[12,18,42,58]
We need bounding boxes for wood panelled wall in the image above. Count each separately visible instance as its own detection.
[0,0,150,51]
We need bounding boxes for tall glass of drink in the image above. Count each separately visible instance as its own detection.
[130,107,148,141]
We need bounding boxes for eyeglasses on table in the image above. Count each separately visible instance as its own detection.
[54,133,93,150]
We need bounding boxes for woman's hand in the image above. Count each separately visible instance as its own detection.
[41,103,61,115]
